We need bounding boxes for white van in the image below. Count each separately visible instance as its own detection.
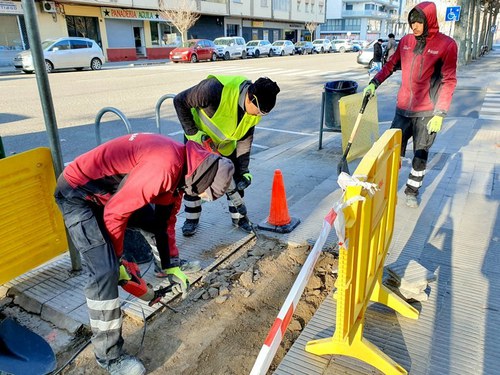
[213,37,247,60]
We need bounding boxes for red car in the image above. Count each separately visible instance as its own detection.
[169,39,217,63]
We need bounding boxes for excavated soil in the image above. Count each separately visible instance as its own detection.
[60,237,338,374]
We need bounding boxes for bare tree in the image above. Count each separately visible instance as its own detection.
[159,0,200,44]
[305,22,318,41]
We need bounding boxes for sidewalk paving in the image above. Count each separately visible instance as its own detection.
[276,47,500,374]
[1,47,499,374]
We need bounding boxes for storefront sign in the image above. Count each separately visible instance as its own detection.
[101,7,165,21]
[252,21,264,27]
[0,1,23,15]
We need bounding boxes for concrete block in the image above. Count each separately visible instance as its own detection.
[41,303,83,334]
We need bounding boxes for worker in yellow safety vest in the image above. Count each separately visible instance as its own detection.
[173,75,280,236]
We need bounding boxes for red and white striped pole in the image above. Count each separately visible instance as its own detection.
[250,208,338,375]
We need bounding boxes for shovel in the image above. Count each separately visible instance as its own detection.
[337,92,372,175]
[0,318,56,375]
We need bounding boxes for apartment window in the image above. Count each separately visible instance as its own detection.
[273,0,289,11]
[345,4,353,10]
[365,3,376,10]
[66,15,100,45]
[345,18,361,31]
[150,21,180,46]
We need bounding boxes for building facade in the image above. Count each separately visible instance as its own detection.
[0,0,325,65]
[321,0,399,41]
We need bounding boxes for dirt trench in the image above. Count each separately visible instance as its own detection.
[61,237,338,375]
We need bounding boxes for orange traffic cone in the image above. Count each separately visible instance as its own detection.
[258,169,300,233]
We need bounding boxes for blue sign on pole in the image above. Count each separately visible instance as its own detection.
[445,6,461,22]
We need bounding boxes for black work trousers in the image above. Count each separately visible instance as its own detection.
[391,113,437,196]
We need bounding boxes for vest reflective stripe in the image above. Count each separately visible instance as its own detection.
[191,75,261,156]
[86,297,120,311]
[90,316,122,331]
[197,109,228,141]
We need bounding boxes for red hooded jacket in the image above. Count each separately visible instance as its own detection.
[373,1,457,117]
[63,134,224,259]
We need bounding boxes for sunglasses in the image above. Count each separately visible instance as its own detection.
[251,95,269,116]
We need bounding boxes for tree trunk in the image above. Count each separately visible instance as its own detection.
[472,0,481,59]
[454,0,469,65]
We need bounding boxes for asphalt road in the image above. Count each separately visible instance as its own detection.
[0,51,483,162]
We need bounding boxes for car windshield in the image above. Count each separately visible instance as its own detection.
[273,41,284,46]
[41,40,57,49]
[313,40,323,45]
[247,41,258,46]
[214,39,231,46]
[181,41,197,48]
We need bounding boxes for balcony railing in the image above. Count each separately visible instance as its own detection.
[342,10,392,19]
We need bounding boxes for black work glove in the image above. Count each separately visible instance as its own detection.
[236,173,252,191]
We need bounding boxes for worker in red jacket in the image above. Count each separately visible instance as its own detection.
[54,133,234,375]
[364,1,457,208]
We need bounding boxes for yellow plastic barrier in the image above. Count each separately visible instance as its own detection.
[305,129,419,375]
[339,92,380,162]
[0,148,68,284]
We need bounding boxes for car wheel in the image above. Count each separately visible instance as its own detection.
[211,53,217,62]
[241,50,247,59]
[224,51,230,61]
[90,58,102,70]
[268,49,273,57]
[191,54,198,63]
[281,50,284,56]
[291,50,295,55]
[44,60,53,73]
[339,47,345,53]
[254,50,260,58]
[320,47,324,53]
[22,69,34,74]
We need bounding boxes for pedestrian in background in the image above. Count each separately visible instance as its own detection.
[174,75,280,236]
[368,39,383,77]
[363,1,457,208]
[54,134,234,375]
[383,33,397,64]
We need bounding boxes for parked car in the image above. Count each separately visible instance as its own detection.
[246,40,273,58]
[271,40,295,56]
[312,39,332,53]
[13,37,104,73]
[331,39,352,53]
[294,41,314,55]
[213,36,247,60]
[356,39,400,68]
[351,39,369,52]
[169,39,217,63]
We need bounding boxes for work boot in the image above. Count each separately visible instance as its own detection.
[232,217,253,234]
[97,354,146,375]
[405,194,418,208]
[182,219,199,237]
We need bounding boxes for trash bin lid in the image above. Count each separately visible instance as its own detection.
[325,80,358,93]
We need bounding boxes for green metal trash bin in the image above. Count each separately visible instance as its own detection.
[324,80,358,131]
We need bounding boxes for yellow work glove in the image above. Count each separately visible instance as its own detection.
[185,130,207,145]
[164,266,190,299]
[426,116,443,134]
[363,83,376,98]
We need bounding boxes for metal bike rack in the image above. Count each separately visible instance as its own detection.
[155,93,177,134]
[94,107,133,145]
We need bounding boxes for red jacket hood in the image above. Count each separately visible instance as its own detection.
[409,1,439,39]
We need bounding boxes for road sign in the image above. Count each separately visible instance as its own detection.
[445,6,461,22]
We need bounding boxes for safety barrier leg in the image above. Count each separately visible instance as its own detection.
[305,320,408,375]
[370,277,419,320]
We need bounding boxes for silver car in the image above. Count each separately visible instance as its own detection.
[13,37,104,73]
